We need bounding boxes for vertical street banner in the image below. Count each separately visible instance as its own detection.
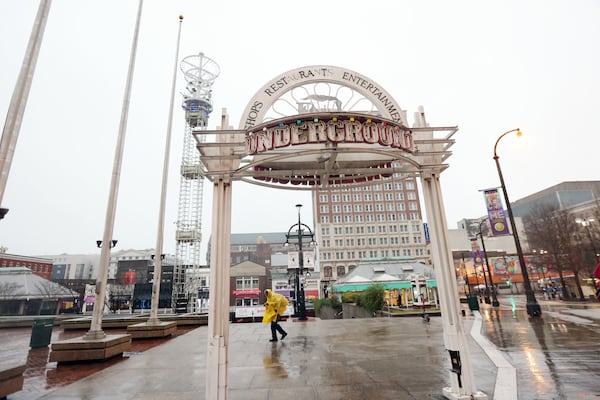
[288,251,315,269]
[471,238,483,266]
[483,188,510,236]
[288,251,299,269]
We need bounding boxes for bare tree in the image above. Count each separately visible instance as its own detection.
[524,202,586,300]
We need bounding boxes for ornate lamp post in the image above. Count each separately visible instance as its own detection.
[494,128,541,317]
[284,204,315,321]
[474,220,500,307]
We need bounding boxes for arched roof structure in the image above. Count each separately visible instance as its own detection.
[193,65,457,189]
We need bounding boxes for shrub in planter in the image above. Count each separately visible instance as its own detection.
[359,284,385,314]
[314,297,342,314]
[341,292,359,304]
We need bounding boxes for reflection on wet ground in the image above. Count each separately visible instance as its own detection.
[480,299,600,399]
[0,325,197,400]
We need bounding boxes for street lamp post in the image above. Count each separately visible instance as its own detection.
[575,217,599,293]
[474,220,500,307]
[494,128,541,317]
[284,204,315,321]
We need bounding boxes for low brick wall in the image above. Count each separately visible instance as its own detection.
[342,303,374,319]
[316,305,342,320]
[0,363,26,399]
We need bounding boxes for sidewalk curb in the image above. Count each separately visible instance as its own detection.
[470,311,517,400]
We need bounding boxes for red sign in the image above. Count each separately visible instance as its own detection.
[233,289,261,296]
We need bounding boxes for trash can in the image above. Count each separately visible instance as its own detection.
[30,318,54,348]
[467,295,479,311]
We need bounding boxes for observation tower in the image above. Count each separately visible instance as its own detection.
[173,53,219,312]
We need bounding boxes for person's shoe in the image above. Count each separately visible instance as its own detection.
[269,338,278,342]
[281,332,287,340]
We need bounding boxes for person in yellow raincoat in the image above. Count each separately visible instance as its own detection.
[262,289,288,342]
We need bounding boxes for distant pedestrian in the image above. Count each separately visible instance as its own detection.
[263,289,288,342]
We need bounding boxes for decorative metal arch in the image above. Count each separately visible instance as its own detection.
[200,65,484,400]
[193,65,456,189]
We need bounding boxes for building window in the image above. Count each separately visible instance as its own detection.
[320,205,329,213]
[396,192,404,200]
[324,266,332,277]
[236,277,259,290]
[413,236,422,243]
[406,181,415,190]
[353,194,362,201]
[319,194,328,202]
[337,266,346,276]
[332,194,340,202]
[321,216,329,223]
[355,215,364,222]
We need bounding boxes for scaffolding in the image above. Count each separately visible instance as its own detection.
[173,53,219,313]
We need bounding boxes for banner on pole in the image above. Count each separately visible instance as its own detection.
[483,188,510,236]
[471,239,483,266]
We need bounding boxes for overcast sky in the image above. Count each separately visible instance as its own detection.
[1,0,599,259]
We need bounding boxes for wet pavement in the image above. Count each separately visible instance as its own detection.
[479,296,600,399]
[1,325,197,400]
[1,295,599,399]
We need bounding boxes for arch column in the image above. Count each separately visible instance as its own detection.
[205,177,232,400]
[420,169,487,400]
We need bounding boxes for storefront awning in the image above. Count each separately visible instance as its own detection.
[332,281,413,293]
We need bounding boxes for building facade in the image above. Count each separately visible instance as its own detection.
[0,253,53,280]
[314,174,428,293]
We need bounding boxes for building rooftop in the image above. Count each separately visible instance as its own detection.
[0,267,78,300]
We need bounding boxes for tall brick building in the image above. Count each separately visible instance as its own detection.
[313,172,428,292]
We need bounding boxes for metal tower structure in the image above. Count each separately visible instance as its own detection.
[173,53,219,312]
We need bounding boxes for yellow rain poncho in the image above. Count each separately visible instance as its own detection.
[262,289,288,323]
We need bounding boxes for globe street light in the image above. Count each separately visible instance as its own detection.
[474,220,500,307]
[284,204,315,321]
[494,128,541,317]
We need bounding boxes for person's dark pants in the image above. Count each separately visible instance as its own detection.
[271,315,286,339]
